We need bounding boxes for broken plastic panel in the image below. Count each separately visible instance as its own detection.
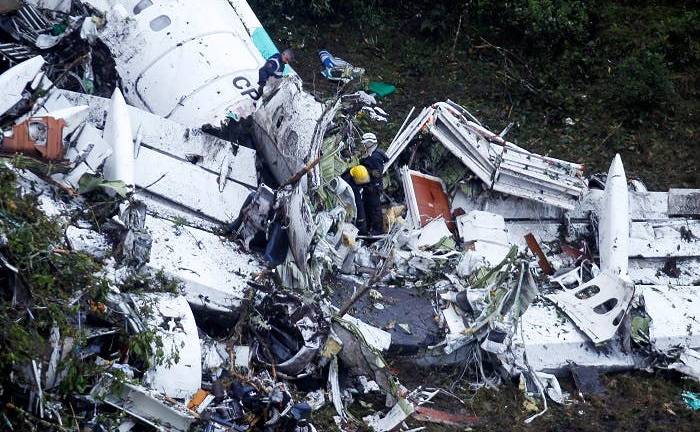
[0,55,44,117]
[400,166,453,229]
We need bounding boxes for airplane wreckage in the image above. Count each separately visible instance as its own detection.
[1,1,699,431]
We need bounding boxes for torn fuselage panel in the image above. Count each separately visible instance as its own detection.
[253,78,329,185]
[146,215,261,315]
[133,293,202,400]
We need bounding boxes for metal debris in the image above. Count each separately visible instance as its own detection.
[0,2,699,431]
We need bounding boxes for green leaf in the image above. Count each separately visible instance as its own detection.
[78,174,129,197]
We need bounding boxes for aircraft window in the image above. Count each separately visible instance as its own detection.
[133,0,153,15]
[150,15,171,31]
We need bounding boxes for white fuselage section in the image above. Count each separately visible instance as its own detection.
[99,0,266,127]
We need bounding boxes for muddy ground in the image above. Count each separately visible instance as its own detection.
[252,5,700,431]
[310,370,700,431]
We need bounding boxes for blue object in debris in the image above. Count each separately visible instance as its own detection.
[682,391,700,411]
[319,50,336,69]
[263,221,289,267]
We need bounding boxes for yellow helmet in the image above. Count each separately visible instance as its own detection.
[350,165,370,185]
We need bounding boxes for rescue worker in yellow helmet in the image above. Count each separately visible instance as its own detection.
[350,165,370,184]
[358,132,389,235]
[341,133,389,235]
[341,165,371,234]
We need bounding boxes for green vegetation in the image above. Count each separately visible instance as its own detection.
[119,270,183,295]
[0,165,107,373]
[0,163,180,427]
[253,0,699,188]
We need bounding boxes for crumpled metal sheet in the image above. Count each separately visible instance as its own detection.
[120,200,152,268]
[332,320,395,395]
[504,301,640,375]
[362,398,414,432]
[147,215,261,314]
[253,290,329,378]
[36,89,258,189]
[134,293,202,401]
[91,374,196,432]
[385,101,586,209]
[669,348,700,382]
[280,184,316,275]
[253,78,329,185]
[546,271,635,344]
[642,284,700,354]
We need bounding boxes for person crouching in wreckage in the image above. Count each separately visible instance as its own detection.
[256,48,295,97]
[341,133,389,236]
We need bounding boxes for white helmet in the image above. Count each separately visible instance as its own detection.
[361,132,378,157]
[361,132,377,145]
